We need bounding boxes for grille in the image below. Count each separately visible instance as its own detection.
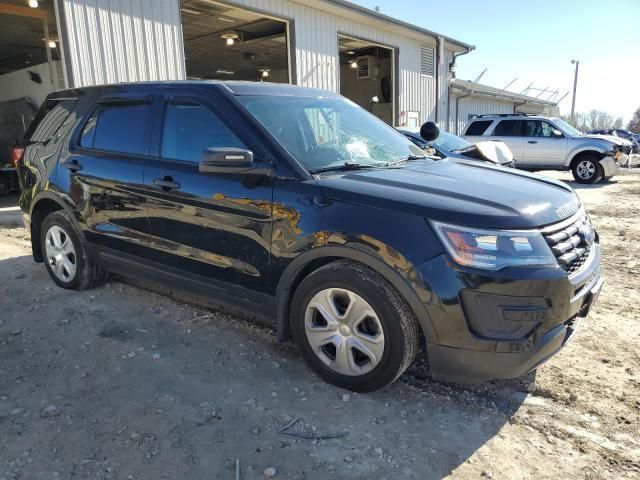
[542,211,593,276]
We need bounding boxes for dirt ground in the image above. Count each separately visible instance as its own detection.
[0,170,639,480]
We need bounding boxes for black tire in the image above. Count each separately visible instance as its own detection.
[40,210,108,290]
[290,260,420,392]
[571,155,603,184]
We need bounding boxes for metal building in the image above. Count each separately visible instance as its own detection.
[54,0,474,129]
[0,0,558,141]
[449,79,561,135]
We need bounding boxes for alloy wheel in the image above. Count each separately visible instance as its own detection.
[45,225,77,282]
[576,160,596,180]
[304,288,385,376]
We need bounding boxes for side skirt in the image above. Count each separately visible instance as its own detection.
[90,245,277,326]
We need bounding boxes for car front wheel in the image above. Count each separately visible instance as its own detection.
[290,260,420,392]
[572,155,603,184]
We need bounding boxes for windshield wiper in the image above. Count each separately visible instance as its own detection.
[386,154,427,166]
[308,162,384,174]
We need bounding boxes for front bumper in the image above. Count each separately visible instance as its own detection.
[412,243,602,382]
[603,154,623,177]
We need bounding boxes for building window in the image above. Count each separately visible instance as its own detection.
[420,45,435,77]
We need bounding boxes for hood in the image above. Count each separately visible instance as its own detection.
[316,159,580,229]
[580,134,632,147]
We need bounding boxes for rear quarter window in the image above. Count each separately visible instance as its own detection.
[465,120,492,136]
[26,99,77,143]
[80,103,151,155]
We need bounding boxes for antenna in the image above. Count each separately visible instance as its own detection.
[499,78,517,92]
[472,68,487,83]
[520,82,534,95]
[545,89,560,101]
[535,87,550,99]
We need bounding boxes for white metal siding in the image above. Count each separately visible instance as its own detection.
[59,0,457,124]
[452,95,513,135]
[227,0,446,124]
[60,0,185,87]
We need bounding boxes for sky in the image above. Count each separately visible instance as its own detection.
[351,0,640,124]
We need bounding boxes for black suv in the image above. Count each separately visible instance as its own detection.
[17,82,603,392]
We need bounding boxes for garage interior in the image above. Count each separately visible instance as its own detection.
[181,0,290,83]
[338,35,394,124]
[0,0,62,167]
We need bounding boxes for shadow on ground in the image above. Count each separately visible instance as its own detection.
[0,252,529,479]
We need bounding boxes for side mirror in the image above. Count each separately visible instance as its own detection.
[420,121,440,142]
[199,147,256,174]
[551,129,564,138]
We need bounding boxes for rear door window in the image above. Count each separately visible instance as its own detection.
[27,99,76,143]
[465,120,492,136]
[80,103,151,155]
[493,120,524,136]
[160,101,246,163]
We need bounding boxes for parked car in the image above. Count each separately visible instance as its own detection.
[16,82,603,392]
[588,128,639,154]
[463,114,631,183]
[398,125,515,167]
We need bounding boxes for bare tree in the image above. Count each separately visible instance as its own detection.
[627,107,640,133]
[562,110,621,131]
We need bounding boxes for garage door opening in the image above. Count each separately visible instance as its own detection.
[0,1,62,183]
[181,0,290,83]
[338,35,394,125]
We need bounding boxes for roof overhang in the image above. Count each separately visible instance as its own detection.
[292,0,474,52]
[451,80,558,107]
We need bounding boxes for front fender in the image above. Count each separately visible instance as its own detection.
[565,143,612,166]
[275,243,440,345]
[272,198,444,345]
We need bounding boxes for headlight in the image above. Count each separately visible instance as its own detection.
[431,221,556,270]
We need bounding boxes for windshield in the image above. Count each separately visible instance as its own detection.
[236,96,424,171]
[553,119,583,137]
[432,131,474,152]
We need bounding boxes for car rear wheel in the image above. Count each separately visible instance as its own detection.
[40,210,108,290]
[571,155,603,184]
[290,260,420,392]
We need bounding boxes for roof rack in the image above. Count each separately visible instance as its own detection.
[473,113,538,118]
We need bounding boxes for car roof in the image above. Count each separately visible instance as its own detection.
[46,80,342,100]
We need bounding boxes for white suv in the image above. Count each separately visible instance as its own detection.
[463,114,631,183]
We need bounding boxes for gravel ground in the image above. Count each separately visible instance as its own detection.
[0,170,639,479]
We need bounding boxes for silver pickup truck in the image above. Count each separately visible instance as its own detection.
[463,114,631,183]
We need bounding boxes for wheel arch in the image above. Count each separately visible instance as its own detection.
[29,192,83,263]
[275,245,437,345]
[568,149,606,168]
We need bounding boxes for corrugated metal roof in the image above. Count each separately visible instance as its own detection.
[317,0,474,50]
[451,79,558,106]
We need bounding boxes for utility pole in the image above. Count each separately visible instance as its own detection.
[570,60,580,125]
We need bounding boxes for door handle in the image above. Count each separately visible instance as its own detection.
[528,140,538,144]
[153,176,180,191]
[61,159,83,172]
